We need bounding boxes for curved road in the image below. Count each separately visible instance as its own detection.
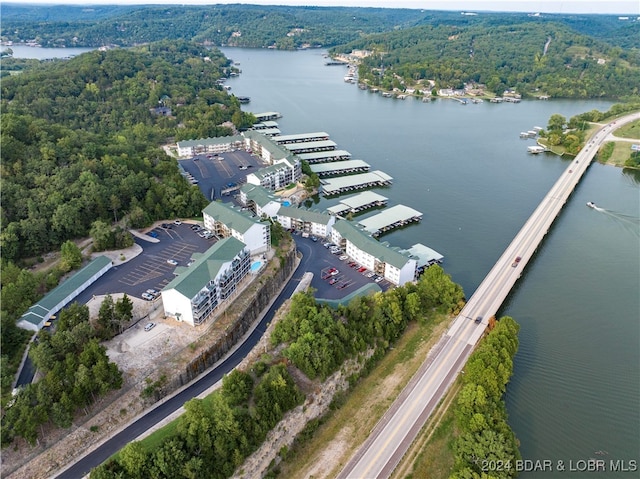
[55,250,311,479]
[338,112,640,479]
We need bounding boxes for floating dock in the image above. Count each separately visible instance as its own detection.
[357,204,422,237]
[527,145,547,154]
[310,159,370,177]
[321,170,393,196]
[326,191,389,216]
[254,112,282,121]
[252,120,279,130]
[283,140,337,154]
[296,149,352,164]
[273,132,331,144]
[400,243,444,272]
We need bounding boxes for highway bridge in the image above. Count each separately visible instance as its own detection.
[337,111,640,479]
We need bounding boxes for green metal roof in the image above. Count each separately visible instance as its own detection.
[163,237,246,299]
[242,130,291,160]
[277,206,333,226]
[333,220,411,269]
[240,184,280,207]
[203,201,262,234]
[250,159,294,180]
[18,256,112,329]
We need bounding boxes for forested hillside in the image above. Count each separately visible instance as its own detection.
[334,20,640,99]
[0,41,254,262]
[0,4,425,50]
[1,4,637,50]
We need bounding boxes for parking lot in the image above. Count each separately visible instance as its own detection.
[293,234,391,300]
[180,149,264,203]
[76,222,219,304]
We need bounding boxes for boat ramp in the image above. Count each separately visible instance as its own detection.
[321,170,393,196]
[357,204,423,237]
[326,191,389,216]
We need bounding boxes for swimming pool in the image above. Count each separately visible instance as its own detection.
[282,200,291,207]
[250,261,263,273]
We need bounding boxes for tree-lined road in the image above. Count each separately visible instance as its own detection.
[338,112,640,479]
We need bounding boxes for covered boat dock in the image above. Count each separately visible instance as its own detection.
[357,204,423,237]
[254,112,282,121]
[297,149,352,164]
[273,132,330,144]
[283,140,337,154]
[321,170,393,196]
[310,159,370,177]
[400,243,444,273]
[326,191,389,216]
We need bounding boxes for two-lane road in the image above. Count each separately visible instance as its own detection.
[339,111,640,479]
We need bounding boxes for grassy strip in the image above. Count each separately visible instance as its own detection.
[612,119,640,139]
[276,313,452,478]
[598,141,634,167]
[394,381,460,479]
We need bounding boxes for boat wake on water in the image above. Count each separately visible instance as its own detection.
[587,203,640,236]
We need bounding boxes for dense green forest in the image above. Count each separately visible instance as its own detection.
[2,303,124,446]
[0,40,255,408]
[451,316,520,478]
[89,265,468,478]
[0,40,255,262]
[1,4,638,50]
[0,4,426,50]
[333,20,640,99]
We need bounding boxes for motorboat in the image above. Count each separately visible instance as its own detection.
[586,201,596,208]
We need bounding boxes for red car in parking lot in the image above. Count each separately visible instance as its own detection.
[357,266,367,273]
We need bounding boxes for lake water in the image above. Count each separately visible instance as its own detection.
[221,47,639,475]
[5,45,94,59]
[10,45,638,474]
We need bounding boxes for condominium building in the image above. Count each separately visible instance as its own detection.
[161,237,251,326]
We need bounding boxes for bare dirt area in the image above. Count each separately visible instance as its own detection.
[2,269,267,479]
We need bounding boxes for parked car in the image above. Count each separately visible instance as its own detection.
[144,322,156,331]
[374,276,384,283]
[167,259,178,266]
[146,289,159,297]
[148,231,159,238]
[339,255,348,261]
[141,293,155,301]
[328,278,338,285]
[174,220,182,225]
[366,272,375,278]
[358,266,367,273]
[310,235,318,242]
[330,269,340,276]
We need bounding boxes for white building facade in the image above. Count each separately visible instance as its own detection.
[161,238,251,326]
[330,220,417,286]
[202,201,271,255]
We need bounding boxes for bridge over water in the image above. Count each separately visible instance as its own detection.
[338,111,640,479]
